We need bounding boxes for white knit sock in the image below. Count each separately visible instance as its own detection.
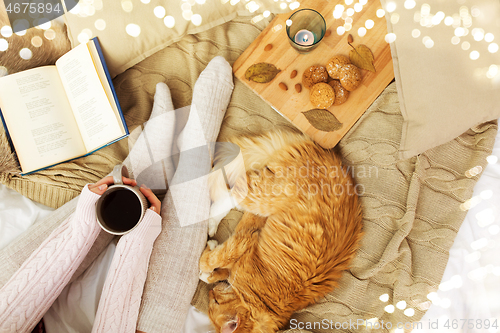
[137,56,234,333]
[170,56,234,227]
[123,82,176,189]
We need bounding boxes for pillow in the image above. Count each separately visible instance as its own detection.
[381,0,500,159]
[63,0,288,77]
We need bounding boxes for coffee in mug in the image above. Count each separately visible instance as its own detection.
[96,164,149,235]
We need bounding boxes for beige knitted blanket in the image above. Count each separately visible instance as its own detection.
[0,15,497,332]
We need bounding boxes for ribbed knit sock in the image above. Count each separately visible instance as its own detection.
[171,56,234,227]
[123,82,176,189]
[136,56,234,333]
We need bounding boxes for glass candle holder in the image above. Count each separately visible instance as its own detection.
[286,9,326,54]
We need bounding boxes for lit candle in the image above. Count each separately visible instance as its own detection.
[294,29,315,46]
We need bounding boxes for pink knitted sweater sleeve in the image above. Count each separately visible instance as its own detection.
[92,210,161,333]
[0,185,101,333]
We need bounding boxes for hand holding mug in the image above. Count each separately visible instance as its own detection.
[89,176,160,213]
[91,165,161,235]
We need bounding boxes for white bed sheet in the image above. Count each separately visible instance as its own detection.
[0,128,499,332]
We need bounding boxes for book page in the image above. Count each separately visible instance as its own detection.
[56,43,124,152]
[0,67,87,173]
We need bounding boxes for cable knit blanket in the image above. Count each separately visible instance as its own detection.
[0,15,497,332]
[192,81,497,332]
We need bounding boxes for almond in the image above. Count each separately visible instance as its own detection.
[264,44,273,51]
[295,83,302,93]
[279,82,288,91]
[290,70,297,79]
[325,29,332,37]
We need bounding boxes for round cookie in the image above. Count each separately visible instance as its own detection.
[326,55,350,79]
[339,64,361,91]
[309,82,336,108]
[302,65,329,89]
[328,80,349,105]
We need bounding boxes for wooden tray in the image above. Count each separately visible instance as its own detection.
[233,0,394,148]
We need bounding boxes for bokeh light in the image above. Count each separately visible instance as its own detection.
[0,39,8,52]
[19,48,32,60]
[404,0,415,10]
[121,0,133,12]
[191,14,202,26]
[396,300,407,309]
[376,9,385,18]
[404,308,415,317]
[485,33,494,43]
[391,13,400,24]
[164,16,175,28]
[469,50,480,60]
[31,36,43,47]
[95,19,106,31]
[384,304,395,313]
[126,23,141,37]
[154,6,166,18]
[488,43,499,53]
[1,26,12,38]
[386,1,396,13]
[385,33,396,43]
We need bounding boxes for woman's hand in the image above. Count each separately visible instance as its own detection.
[88,176,137,195]
[140,185,161,214]
[88,177,161,213]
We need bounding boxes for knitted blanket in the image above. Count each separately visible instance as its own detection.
[0,15,497,332]
[192,81,497,331]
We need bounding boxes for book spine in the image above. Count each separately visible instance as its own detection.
[84,134,129,157]
[91,37,129,135]
[0,108,21,171]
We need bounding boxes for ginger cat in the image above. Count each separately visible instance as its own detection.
[200,130,364,333]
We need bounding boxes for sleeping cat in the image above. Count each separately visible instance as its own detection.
[199,130,364,333]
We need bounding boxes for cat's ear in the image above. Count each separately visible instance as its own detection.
[221,317,239,333]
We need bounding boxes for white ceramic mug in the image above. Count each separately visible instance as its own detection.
[95,164,149,235]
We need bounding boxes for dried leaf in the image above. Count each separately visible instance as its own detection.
[349,44,376,72]
[245,62,281,83]
[302,109,343,132]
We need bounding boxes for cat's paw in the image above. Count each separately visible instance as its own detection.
[207,239,218,250]
[208,216,222,238]
[199,271,211,283]
[200,246,214,273]
[199,268,230,284]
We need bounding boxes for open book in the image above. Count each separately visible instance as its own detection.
[0,37,128,175]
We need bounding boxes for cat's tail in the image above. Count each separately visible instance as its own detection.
[297,194,364,303]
